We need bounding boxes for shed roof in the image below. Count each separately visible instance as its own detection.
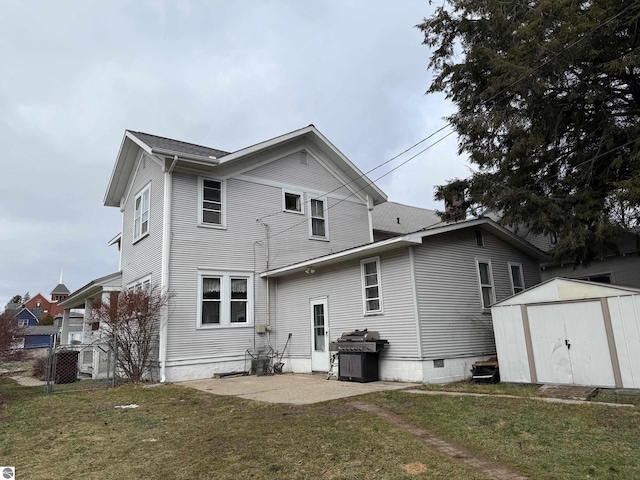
[493,277,640,307]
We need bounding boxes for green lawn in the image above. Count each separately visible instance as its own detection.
[1,378,638,479]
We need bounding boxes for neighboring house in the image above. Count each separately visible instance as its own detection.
[262,217,549,383]
[11,308,59,349]
[54,312,84,344]
[18,326,58,349]
[14,308,39,327]
[540,229,640,288]
[21,281,70,319]
[60,126,386,382]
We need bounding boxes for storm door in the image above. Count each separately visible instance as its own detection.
[310,297,330,371]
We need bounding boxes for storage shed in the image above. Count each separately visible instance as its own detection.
[491,278,640,388]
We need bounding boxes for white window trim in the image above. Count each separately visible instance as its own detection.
[282,189,305,214]
[128,274,152,293]
[18,318,29,327]
[133,183,151,243]
[508,262,525,295]
[198,176,227,229]
[308,196,329,240]
[361,256,383,315]
[475,258,496,311]
[197,270,254,328]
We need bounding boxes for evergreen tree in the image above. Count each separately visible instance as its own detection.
[418,0,640,264]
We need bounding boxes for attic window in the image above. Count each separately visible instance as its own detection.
[475,230,484,246]
[134,184,151,241]
[283,191,303,213]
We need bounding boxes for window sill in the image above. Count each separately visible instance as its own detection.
[197,223,227,231]
[132,232,149,245]
[364,311,384,317]
[309,236,330,242]
[284,209,304,215]
[197,323,253,330]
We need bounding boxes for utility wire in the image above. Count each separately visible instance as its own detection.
[259,1,639,242]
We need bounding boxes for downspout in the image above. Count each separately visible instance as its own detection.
[366,194,374,243]
[259,220,272,349]
[159,155,178,383]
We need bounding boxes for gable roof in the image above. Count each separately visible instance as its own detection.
[372,201,441,235]
[261,217,551,278]
[14,307,38,320]
[104,125,387,207]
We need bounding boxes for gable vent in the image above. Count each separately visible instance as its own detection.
[300,150,308,165]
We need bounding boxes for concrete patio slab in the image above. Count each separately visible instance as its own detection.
[178,373,416,405]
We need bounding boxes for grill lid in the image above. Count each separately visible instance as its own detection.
[338,329,380,342]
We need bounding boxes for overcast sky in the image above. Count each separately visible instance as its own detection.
[0,1,469,309]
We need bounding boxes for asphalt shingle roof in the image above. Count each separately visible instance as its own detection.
[128,131,229,159]
[372,201,442,235]
[50,283,70,295]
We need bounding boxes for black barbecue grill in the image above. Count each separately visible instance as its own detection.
[330,329,388,382]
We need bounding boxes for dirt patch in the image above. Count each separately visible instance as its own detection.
[403,462,428,474]
[351,401,529,480]
[538,385,597,401]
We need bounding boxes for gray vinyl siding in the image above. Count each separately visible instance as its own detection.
[247,149,352,194]
[165,165,371,362]
[272,248,418,363]
[120,153,164,288]
[541,255,640,289]
[414,228,541,359]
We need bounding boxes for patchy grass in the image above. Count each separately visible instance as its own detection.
[0,378,487,480]
[369,390,640,480]
[2,377,638,479]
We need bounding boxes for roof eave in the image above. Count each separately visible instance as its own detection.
[260,236,421,278]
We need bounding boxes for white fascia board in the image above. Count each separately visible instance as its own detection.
[59,272,123,309]
[307,128,387,205]
[104,131,156,207]
[260,236,421,278]
[107,232,121,246]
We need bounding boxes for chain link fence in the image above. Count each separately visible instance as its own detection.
[1,337,119,393]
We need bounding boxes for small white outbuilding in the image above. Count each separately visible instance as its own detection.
[491,278,640,388]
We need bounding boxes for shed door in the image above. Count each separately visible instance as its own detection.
[527,301,615,387]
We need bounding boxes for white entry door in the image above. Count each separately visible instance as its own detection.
[310,297,330,371]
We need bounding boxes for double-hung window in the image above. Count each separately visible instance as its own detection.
[200,178,225,227]
[201,277,221,325]
[134,185,150,241]
[309,198,328,239]
[476,259,495,309]
[361,257,383,314]
[199,271,253,327]
[508,262,525,295]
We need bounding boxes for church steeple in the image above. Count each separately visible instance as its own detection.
[51,268,70,303]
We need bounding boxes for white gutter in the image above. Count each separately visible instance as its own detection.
[151,147,220,164]
[159,155,178,383]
